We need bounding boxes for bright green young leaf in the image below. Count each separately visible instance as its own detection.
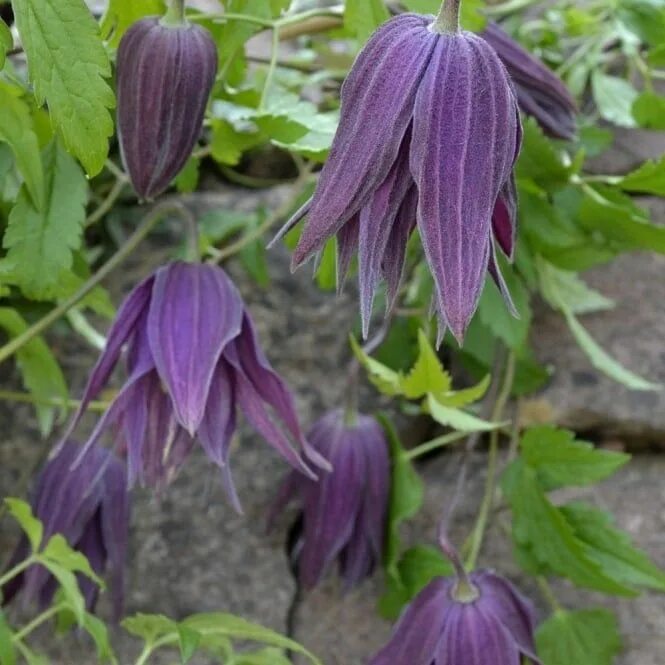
[0,307,68,436]
[174,157,200,194]
[619,156,665,196]
[536,609,621,665]
[617,0,665,45]
[0,18,12,70]
[501,461,635,595]
[100,0,165,46]
[648,42,665,66]
[181,613,322,665]
[561,501,665,592]
[345,0,389,42]
[520,426,629,490]
[0,610,16,665]
[122,614,178,645]
[314,238,336,291]
[632,91,665,129]
[401,329,451,399]
[437,374,490,408]
[12,0,115,175]
[39,560,86,623]
[235,648,291,665]
[564,310,660,391]
[3,140,88,300]
[350,335,402,396]
[0,80,44,209]
[79,612,116,664]
[4,498,43,551]
[379,545,453,619]
[41,534,104,588]
[427,394,503,432]
[591,72,638,127]
[177,624,201,665]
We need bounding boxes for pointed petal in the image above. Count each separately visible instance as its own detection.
[292,15,437,266]
[492,175,517,259]
[61,276,153,442]
[335,213,360,294]
[148,262,243,434]
[411,33,520,341]
[358,130,413,337]
[269,198,312,249]
[339,510,375,589]
[488,238,518,316]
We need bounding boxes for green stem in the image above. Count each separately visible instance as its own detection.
[465,351,516,570]
[537,576,563,612]
[433,0,461,33]
[405,431,469,460]
[134,644,155,665]
[203,12,274,28]
[86,176,127,227]
[162,0,186,25]
[0,556,36,588]
[12,603,66,643]
[260,26,281,110]
[0,390,109,412]
[0,203,182,366]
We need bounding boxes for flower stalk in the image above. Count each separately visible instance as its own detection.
[162,0,186,26]
[433,0,461,34]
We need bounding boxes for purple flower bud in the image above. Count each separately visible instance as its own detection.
[2,443,129,619]
[62,262,327,509]
[116,17,217,200]
[269,410,390,589]
[482,22,577,140]
[276,13,521,341]
[370,570,541,665]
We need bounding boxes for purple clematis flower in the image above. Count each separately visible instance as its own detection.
[63,261,328,510]
[482,22,577,140]
[1,442,129,619]
[274,3,521,341]
[269,410,390,589]
[370,569,541,665]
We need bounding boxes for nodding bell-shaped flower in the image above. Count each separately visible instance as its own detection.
[1,442,129,619]
[482,22,576,140]
[370,535,541,665]
[63,262,328,510]
[269,410,390,589]
[116,12,217,200]
[274,0,522,342]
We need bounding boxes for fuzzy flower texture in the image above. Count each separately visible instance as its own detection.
[277,9,523,342]
[63,262,328,510]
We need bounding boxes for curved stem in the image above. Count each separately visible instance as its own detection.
[12,603,66,643]
[537,576,563,612]
[0,390,109,412]
[162,0,186,25]
[0,556,36,588]
[86,177,127,227]
[433,0,461,33]
[0,203,182,366]
[134,644,155,665]
[465,351,516,570]
[404,430,469,460]
[259,26,280,110]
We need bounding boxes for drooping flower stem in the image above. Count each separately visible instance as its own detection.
[438,529,479,603]
[162,0,186,26]
[11,603,68,643]
[465,351,516,570]
[433,0,461,34]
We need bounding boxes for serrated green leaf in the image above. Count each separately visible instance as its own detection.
[619,156,665,196]
[0,610,16,665]
[181,613,321,665]
[401,329,451,399]
[122,614,178,644]
[40,534,104,588]
[0,80,44,209]
[520,426,629,489]
[0,307,68,435]
[564,309,660,391]
[4,498,42,551]
[344,0,389,42]
[350,335,401,396]
[501,461,635,595]
[427,394,503,432]
[536,609,621,665]
[12,0,115,175]
[437,374,490,408]
[561,501,665,592]
[632,91,665,129]
[591,72,638,127]
[100,0,165,46]
[3,140,88,299]
[177,625,201,664]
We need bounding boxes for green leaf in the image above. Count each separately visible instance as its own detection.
[181,613,322,665]
[79,612,117,664]
[0,307,68,436]
[177,625,201,665]
[0,611,17,665]
[632,91,665,129]
[350,335,402,396]
[437,374,490,408]
[591,72,638,127]
[617,0,665,45]
[122,614,177,644]
[520,426,629,490]
[0,18,12,70]
[174,157,200,193]
[400,329,451,399]
[564,309,660,391]
[0,80,44,209]
[4,497,43,551]
[235,648,291,665]
[12,0,115,175]
[516,119,571,187]
[314,238,336,291]
[3,140,88,299]
[561,501,665,592]
[501,461,635,595]
[39,560,86,622]
[427,394,503,432]
[344,0,389,42]
[41,534,104,588]
[100,0,166,46]
[536,609,621,665]
[378,545,453,619]
[619,156,665,196]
